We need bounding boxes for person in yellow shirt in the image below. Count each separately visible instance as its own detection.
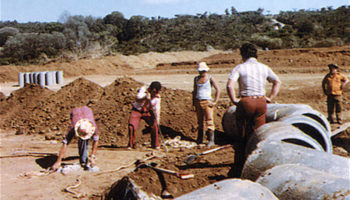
[322,64,349,124]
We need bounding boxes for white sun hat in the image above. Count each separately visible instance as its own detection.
[197,62,210,72]
[136,85,148,99]
[75,119,95,140]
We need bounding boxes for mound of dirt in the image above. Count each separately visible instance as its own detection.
[0,84,55,130]
[0,77,230,148]
[0,78,105,135]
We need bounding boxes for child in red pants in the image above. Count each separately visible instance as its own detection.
[128,81,162,149]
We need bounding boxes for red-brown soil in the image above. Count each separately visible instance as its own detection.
[0,46,349,199]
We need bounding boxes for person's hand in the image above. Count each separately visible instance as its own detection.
[233,99,240,106]
[209,102,216,108]
[146,92,151,100]
[51,161,61,171]
[88,155,96,167]
[265,97,272,103]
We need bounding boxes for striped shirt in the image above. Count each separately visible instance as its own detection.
[228,58,279,97]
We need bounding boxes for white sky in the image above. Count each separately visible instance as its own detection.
[1,0,349,23]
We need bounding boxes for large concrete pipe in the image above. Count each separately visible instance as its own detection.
[279,115,332,153]
[29,72,35,83]
[45,71,55,86]
[18,72,24,87]
[222,106,238,140]
[56,71,63,84]
[34,72,41,85]
[241,140,350,181]
[24,73,30,84]
[256,164,350,200]
[174,179,278,200]
[38,72,46,87]
[266,104,331,133]
[246,121,324,156]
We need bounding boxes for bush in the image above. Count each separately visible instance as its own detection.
[313,38,344,48]
[0,27,19,46]
[2,32,66,62]
[251,34,283,49]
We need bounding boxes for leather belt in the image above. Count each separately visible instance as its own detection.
[242,96,264,99]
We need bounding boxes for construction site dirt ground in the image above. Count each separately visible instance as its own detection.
[0,46,349,199]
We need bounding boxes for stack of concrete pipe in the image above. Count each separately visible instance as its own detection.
[18,71,63,87]
[221,103,350,199]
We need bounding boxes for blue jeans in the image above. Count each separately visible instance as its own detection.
[78,139,89,165]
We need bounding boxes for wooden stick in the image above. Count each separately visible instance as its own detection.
[95,155,156,175]
[0,152,57,159]
[331,122,350,137]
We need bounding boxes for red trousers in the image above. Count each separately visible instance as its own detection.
[128,109,159,148]
[233,96,267,177]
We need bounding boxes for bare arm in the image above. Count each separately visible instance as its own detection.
[91,140,98,156]
[226,78,239,105]
[51,143,67,170]
[88,139,98,166]
[266,79,281,103]
[210,77,220,104]
[192,77,197,106]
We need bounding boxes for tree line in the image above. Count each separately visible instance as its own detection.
[0,5,349,65]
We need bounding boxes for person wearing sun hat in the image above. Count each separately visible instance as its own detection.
[192,62,220,146]
[322,64,349,124]
[128,81,162,149]
[51,106,99,171]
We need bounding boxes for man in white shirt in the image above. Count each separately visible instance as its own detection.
[226,43,281,177]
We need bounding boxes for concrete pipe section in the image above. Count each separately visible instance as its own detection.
[18,72,24,87]
[174,179,278,200]
[56,71,64,84]
[222,104,332,152]
[266,104,331,134]
[241,140,350,181]
[222,106,238,140]
[256,164,350,200]
[245,121,324,156]
[279,115,332,153]
[38,72,46,87]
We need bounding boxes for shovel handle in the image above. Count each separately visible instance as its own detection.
[150,165,194,179]
[200,144,232,155]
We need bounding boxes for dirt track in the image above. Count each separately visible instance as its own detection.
[0,46,350,199]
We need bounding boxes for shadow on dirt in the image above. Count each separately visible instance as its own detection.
[35,155,57,169]
[332,130,350,152]
[35,155,79,169]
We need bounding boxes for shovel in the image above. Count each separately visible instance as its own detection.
[183,144,233,165]
[139,162,194,180]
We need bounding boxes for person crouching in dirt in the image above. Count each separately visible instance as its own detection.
[322,64,349,124]
[192,62,220,146]
[226,43,281,177]
[51,106,99,171]
[128,81,162,149]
